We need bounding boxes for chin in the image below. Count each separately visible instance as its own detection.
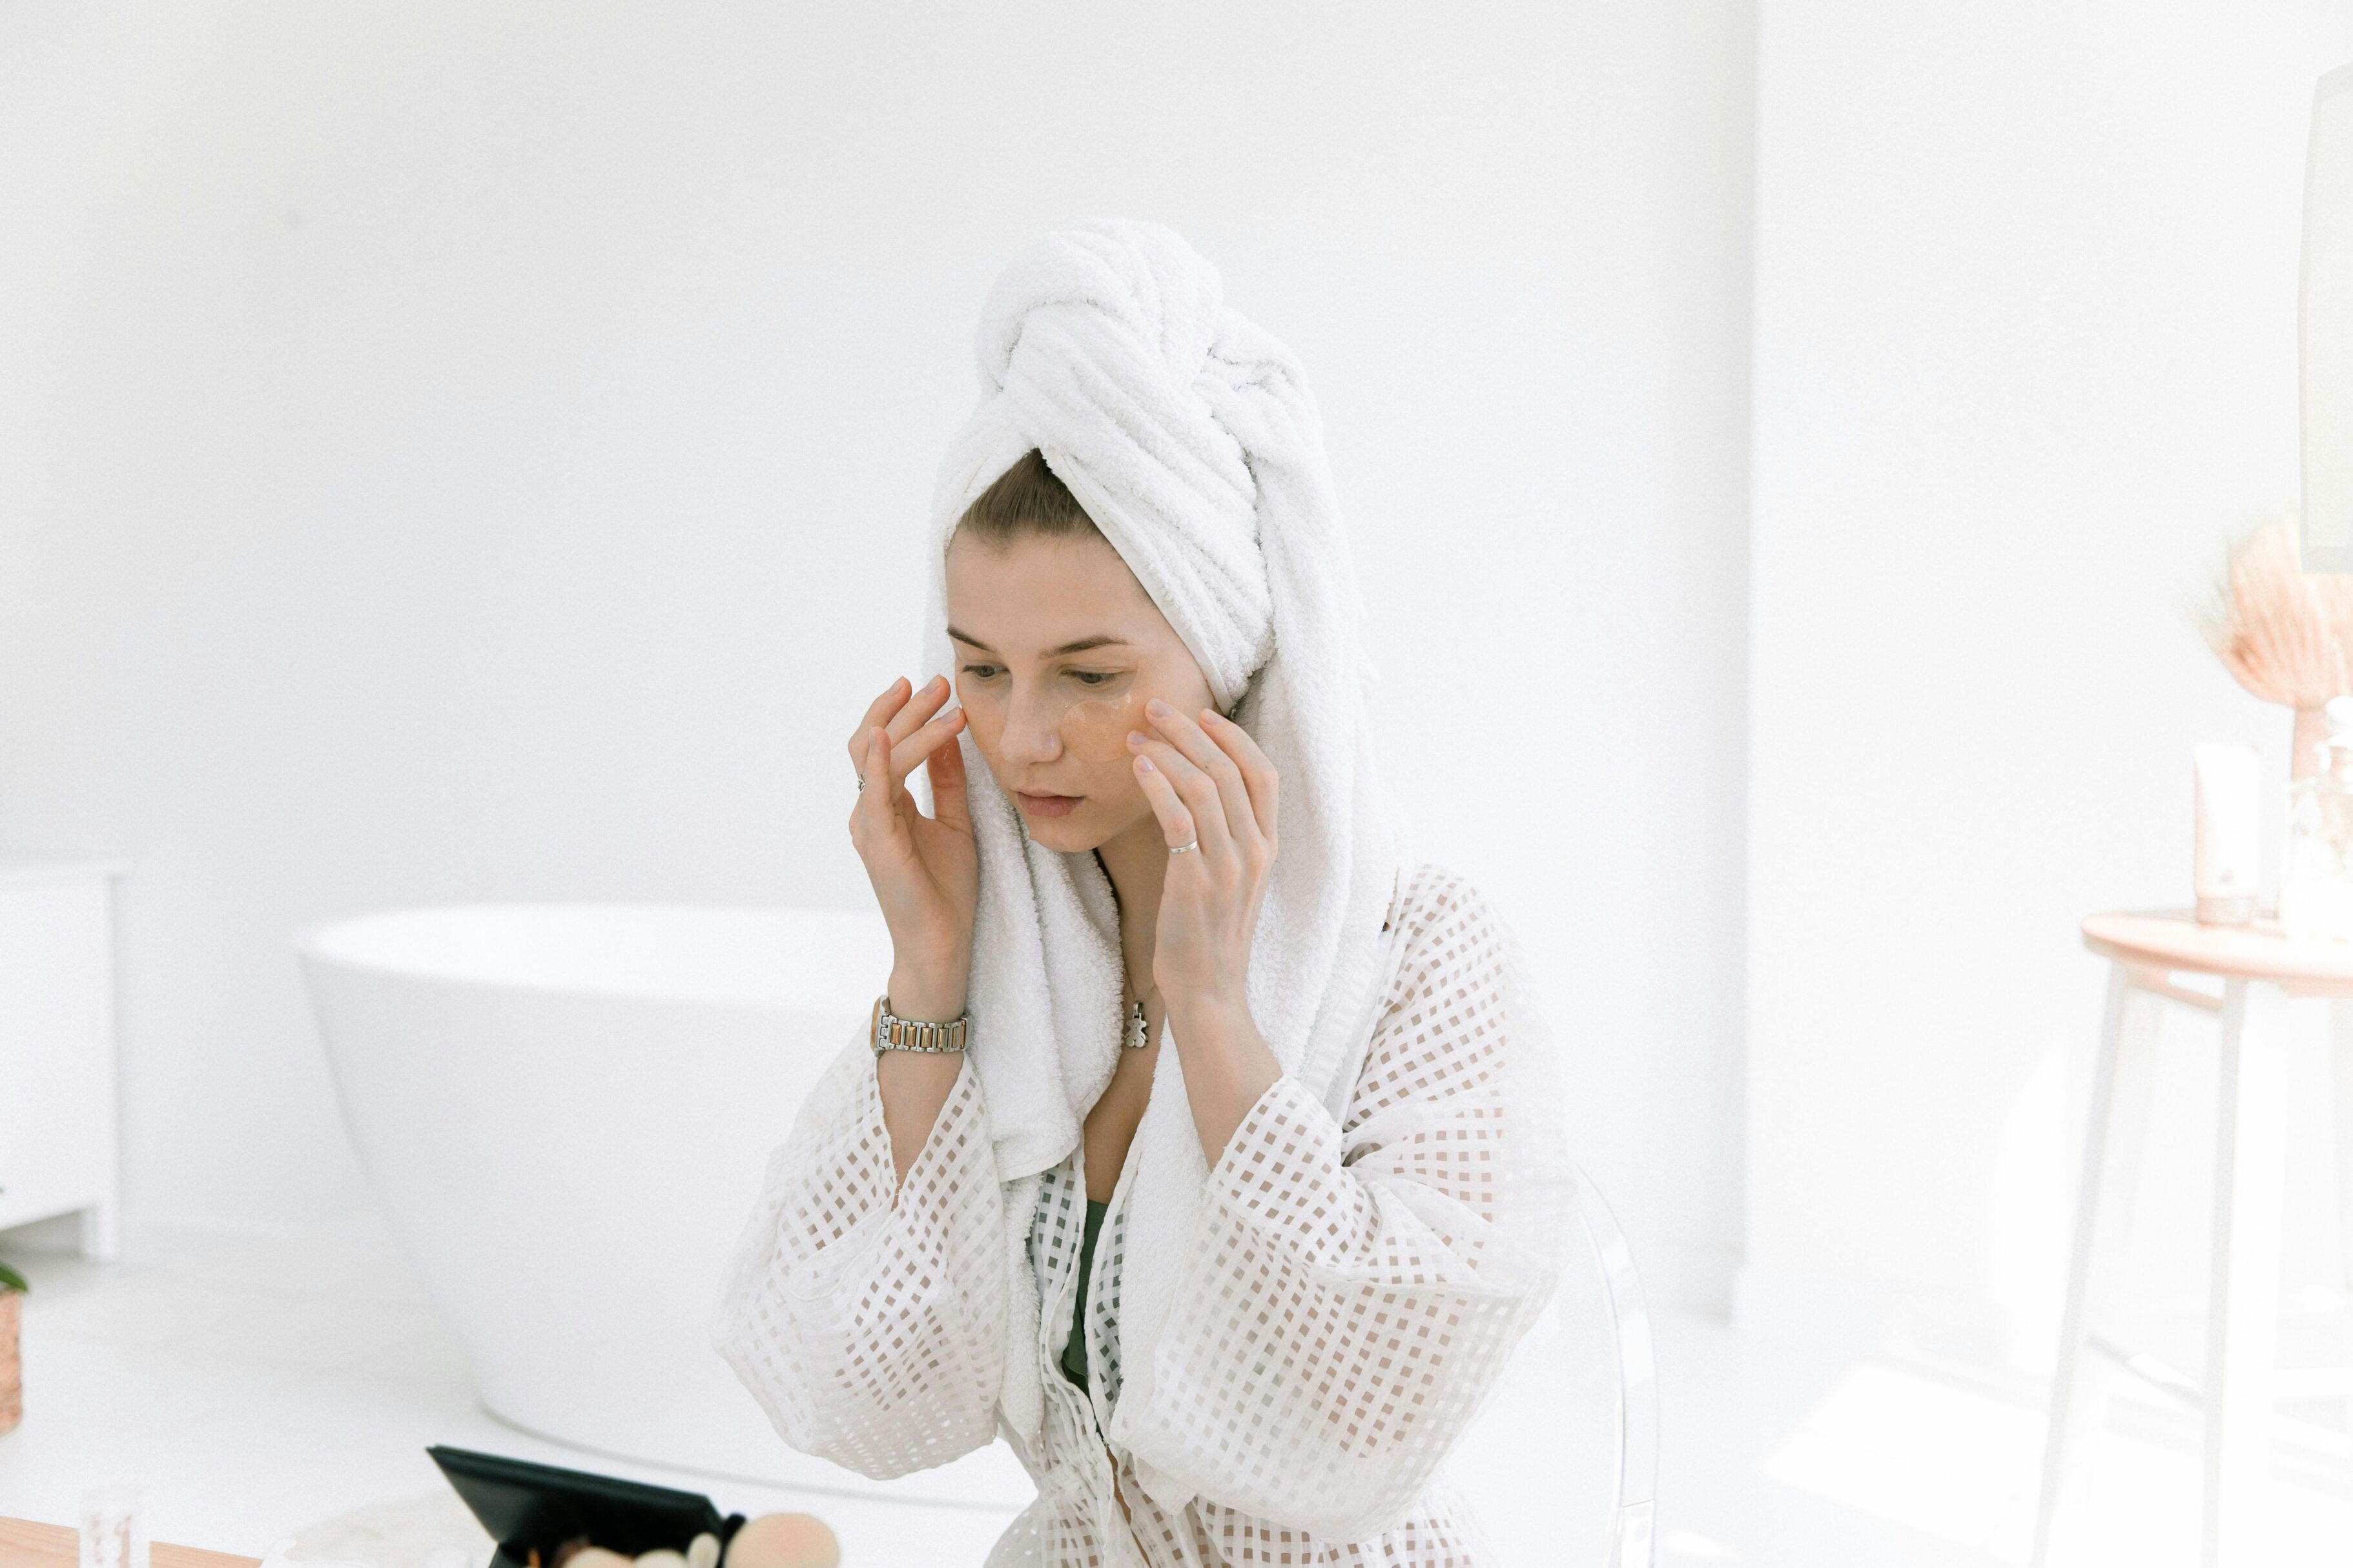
[1019,813,1114,854]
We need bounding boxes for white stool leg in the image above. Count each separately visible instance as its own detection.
[2203,978,2292,1567]
[2332,999,2353,1456]
[2034,961,2163,1565]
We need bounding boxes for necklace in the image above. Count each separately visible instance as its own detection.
[1123,983,1158,1051]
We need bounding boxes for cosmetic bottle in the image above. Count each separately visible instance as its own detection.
[2193,743,2262,924]
[2280,695,2353,940]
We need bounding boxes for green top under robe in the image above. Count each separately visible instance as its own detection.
[1058,1197,1111,1392]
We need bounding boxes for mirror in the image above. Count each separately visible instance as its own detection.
[2301,62,2353,567]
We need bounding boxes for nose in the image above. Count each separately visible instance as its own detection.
[998,688,1065,768]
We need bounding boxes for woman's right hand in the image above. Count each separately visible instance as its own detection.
[847,675,977,1022]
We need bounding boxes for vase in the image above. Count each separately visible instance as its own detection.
[0,1289,18,1436]
[2294,705,2334,782]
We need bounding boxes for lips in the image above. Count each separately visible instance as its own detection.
[1015,791,1082,819]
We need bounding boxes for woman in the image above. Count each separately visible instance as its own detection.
[712,220,1576,1566]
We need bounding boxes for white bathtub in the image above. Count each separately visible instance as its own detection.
[294,903,1035,1511]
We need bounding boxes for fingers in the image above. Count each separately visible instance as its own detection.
[850,677,912,771]
[1202,709,1278,846]
[886,674,953,746]
[1131,752,1200,853]
[1128,729,1232,861]
[847,673,960,811]
[890,706,967,784]
[923,724,972,833]
[1134,699,1256,851]
[850,725,897,848]
[845,677,969,859]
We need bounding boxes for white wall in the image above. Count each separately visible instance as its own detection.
[1745,3,2353,1356]
[0,2,1756,1310]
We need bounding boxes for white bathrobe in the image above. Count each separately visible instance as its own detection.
[711,221,1577,1564]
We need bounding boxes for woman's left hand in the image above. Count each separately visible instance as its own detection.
[1127,700,1279,1024]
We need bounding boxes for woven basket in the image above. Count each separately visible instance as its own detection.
[0,1290,19,1436]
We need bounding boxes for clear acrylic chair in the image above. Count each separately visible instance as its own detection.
[1445,1163,1659,1567]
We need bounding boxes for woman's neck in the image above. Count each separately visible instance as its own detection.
[1095,814,1171,994]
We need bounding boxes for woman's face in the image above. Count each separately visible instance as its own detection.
[945,527,1216,855]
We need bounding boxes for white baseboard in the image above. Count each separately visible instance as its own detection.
[115,1209,330,1263]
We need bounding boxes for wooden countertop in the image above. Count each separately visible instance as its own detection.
[0,1516,258,1568]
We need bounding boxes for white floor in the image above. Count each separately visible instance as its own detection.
[1,1209,2348,1565]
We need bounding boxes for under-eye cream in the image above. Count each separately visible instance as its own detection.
[2193,743,2261,924]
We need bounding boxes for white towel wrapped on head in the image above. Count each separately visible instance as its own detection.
[917,218,1411,1505]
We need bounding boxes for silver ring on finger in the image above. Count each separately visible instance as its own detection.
[856,774,866,793]
[1168,839,1198,855]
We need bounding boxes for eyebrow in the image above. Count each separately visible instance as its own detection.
[946,627,1133,658]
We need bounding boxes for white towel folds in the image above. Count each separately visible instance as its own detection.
[914,220,1413,1505]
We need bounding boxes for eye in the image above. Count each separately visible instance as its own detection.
[1070,670,1117,687]
[960,663,1004,681]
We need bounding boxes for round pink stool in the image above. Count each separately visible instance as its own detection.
[2035,908,2353,1565]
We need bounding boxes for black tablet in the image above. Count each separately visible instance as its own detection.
[426,1445,745,1568]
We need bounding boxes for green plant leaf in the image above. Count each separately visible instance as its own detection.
[0,1261,28,1294]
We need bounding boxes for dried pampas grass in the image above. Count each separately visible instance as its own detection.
[2196,509,2353,706]
[2195,507,2353,776]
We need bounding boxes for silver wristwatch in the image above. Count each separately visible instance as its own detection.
[870,994,970,1055]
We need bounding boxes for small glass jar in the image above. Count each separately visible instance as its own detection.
[79,1487,147,1568]
[2280,697,2353,941]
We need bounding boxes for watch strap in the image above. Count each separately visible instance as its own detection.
[870,994,970,1054]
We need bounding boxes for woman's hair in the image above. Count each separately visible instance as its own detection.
[956,449,1101,546]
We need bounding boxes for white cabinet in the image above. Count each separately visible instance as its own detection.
[0,858,125,1259]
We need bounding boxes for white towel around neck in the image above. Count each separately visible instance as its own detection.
[913,219,1410,1507]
